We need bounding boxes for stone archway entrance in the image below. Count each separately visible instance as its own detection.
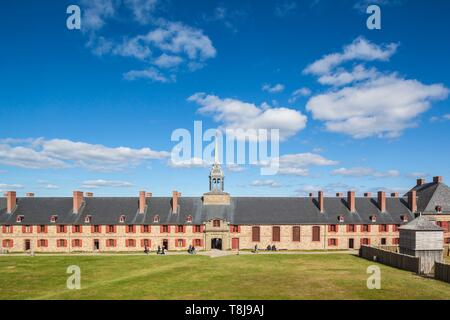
[211,238,223,250]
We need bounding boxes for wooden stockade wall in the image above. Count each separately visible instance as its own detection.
[359,245,420,273]
[435,262,450,283]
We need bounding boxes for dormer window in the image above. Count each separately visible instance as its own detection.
[186,215,193,223]
[50,215,58,223]
[85,215,92,223]
[338,215,344,223]
[370,215,377,223]
[153,215,160,223]
[436,206,443,213]
[213,219,220,227]
[400,215,408,223]
[119,215,126,223]
[16,215,24,223]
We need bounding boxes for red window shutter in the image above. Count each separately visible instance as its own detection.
[160,226,163,233]
[183,226,186,233]
[368,225,371,232]
[2,226,4,233]
[183,239,186,247]
[141,225,144,233]
[22,226,26,233]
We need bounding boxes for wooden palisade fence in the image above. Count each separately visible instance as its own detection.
[359,245,420,273]
[434,262,450,283]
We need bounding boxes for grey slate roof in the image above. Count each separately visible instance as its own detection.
[407,181,450,214]
[399,215,444,231]
[0,195,414,226]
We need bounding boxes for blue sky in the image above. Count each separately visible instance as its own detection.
[0,0,449,197]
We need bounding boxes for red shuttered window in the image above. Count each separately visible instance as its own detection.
[37,225,47,233]
[160,225,170,233]
[2,239,13,248]
[91,225,101,233]
[230,225,240,233]
[126,239,136,247]
[37,239,48,248]
[347,224,356,232]
[379,224,388,232]
[72,239,82,248]
[141,239,151,247]
[126,225,136,233]
[72,225,82,233]
[57,239,67,247]
[57,225,67,233]
[106,225,116,233]
[141,225,151,233]
[328,225,338,232]
[193,239,203,247]
[328,238,338,246]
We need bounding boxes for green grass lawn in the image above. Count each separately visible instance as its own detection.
[0,254,449,300]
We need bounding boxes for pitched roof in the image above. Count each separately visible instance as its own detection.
[0,196,414,226]
[407,181,450,214]
[399,215,444,231]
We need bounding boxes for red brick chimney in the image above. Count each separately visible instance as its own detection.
[417,178,426,186]
[391,192,398,198]
[6,191,16,214]
[364,192,372,198]
[378,191,386,212]
[139,191,146,214]
[26,192,35,198]
[408,190,417,213]
[433,176,443,184]
[73,191,84,214]
[318,191,324,213]
[347,191,356,213]
[172,191,181,214]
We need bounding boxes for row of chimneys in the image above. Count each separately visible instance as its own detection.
[3,190,181,215]
[311,190,418,213]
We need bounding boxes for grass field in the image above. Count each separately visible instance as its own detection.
[0,254,449,300]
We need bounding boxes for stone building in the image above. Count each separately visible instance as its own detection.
[1,160,449,253]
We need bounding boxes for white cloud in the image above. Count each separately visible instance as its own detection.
[289,87,311,103]
[331,167,400,178]
[44,184,60,190]
[251,180,282,188]
[430,114,450,122]
[123,67,173,82]
[0,138,169,171]
[226,164,245,172]
[82,2,216,83]
[275,2,297,17]
[259,153,337,176]
[81,179,133,189]
[317,65,378,86]
[124,0,158,24]
[303,37,398,76]
[306,74,449,138]
[262,83,285,94]
[153,53,183,68]
[143,21,216,61]
[167,157,209,168]
[188,93,307,140]
[81,0,116,32]
[0,183,24,191]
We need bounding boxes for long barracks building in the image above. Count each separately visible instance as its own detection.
[1,163,449,253]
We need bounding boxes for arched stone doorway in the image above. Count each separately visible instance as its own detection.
[211,238,223,250]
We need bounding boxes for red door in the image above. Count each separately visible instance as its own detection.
[232,238,239,250]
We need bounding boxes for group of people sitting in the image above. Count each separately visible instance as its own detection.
[252,244,277,253]
[156,246,167,255]
[187,245,196,254]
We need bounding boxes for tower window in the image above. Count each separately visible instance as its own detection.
[213,220,220,227]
